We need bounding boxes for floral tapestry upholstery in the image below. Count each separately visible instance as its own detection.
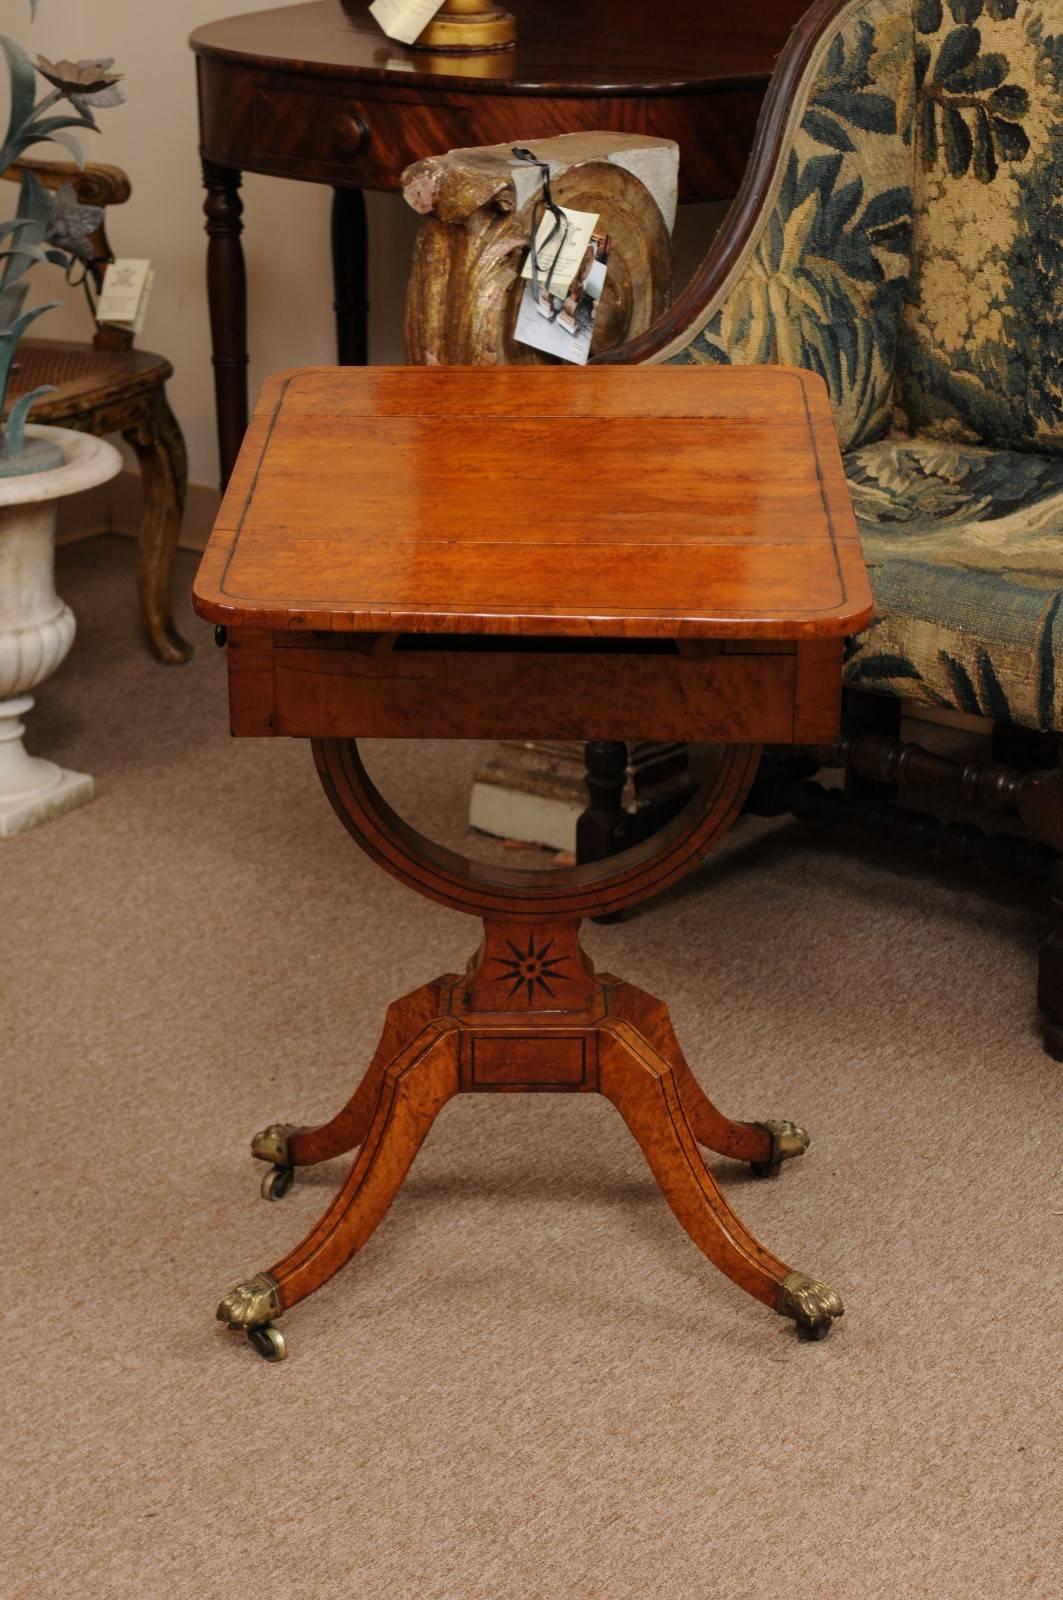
[665,0,918,453]
[843,439,1063,725]
[658,0,1063,730]
[894,0,1063,453]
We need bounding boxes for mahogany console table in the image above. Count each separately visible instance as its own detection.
[193,363,871,1361]
[191,0,810,486]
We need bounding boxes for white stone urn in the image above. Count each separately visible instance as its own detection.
[0,425,122,837]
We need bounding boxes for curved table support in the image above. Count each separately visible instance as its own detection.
[216,737,844,1359]
[250,976,455,1197]
[603,979,810,1172]
[598,1021,793,1310]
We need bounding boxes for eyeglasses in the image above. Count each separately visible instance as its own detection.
[512,146,568,320]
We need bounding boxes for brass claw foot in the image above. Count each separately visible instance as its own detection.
[777,1271,844,1340]
[251,1121,301,1164]
[251,1122,303,1201]
[750,1120,810,1178]
[216,1271,282,1328]
[216,1273,287,1359]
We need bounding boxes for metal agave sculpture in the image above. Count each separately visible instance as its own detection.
[0,0,125,476]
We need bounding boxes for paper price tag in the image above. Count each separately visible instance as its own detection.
[520,206,598,299]
[96,258,153,333]
[130,269,154,336]
[369,0,444,46]
[514,223,610,367]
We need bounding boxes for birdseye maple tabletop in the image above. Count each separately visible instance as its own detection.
[191,365,872,642]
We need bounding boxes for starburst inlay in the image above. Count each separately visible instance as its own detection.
[492,933,570,1003]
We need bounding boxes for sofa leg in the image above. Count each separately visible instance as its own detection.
[786,721,1063,1056]
[1038,859,1063,1061]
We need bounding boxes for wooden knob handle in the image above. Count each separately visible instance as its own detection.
[331,112,369,155]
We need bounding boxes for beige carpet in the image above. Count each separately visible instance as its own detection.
[5,538,1060,1599]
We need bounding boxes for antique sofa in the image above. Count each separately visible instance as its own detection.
[593,0,1063,1048]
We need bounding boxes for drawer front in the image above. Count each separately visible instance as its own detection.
[197,55,762,198]
[226,633,810,744]
[250,81,481,187]
[224,633,844,745]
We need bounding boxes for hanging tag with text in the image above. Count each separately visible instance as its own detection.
[520,206,598,299]
[514,223,611,366]
[96,258,154,335]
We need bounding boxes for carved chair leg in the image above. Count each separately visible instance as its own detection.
[1038,858,1063,1061]
[217,1019,460,1357]
[598,1020,843,1338]
[249,977,456,1197]
[605,980,809,1174]
[124,389,191,665]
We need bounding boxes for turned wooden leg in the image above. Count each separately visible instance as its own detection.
[577,740,630,865]
[605,980,809,1175]
[598,1019,843,1338]
[1038,858,1063,1061]
[123,389,191,665]
[202,159,248,489]
[217,1020,460,1358]
[249,977,455,1198]
[332,186,369,366]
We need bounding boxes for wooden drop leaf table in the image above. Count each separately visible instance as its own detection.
[192,365,872,1362]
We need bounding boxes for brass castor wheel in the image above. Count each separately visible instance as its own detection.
[750,1157,782,1179]
[247,1323,288,1362]
[261,1163,294,1201]
[796,1318,833,1342]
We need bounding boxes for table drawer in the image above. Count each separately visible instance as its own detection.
[196,54,769,200]
[250,80,478,186]
[225,632,843,746]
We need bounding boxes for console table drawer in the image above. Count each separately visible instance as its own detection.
[250,82,476,184]
[196,50,774,198]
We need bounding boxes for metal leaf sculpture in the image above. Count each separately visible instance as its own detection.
[0,4,126,474]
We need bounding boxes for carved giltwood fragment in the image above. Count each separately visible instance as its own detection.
[402,132,677,365]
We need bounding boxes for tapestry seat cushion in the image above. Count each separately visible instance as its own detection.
[842,436,1063,727]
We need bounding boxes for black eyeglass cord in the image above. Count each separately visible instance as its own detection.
[511,146,569,320]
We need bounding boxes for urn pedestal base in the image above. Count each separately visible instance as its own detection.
[0,426,121,838]
[0,763,93,837]
[0,694,93,837]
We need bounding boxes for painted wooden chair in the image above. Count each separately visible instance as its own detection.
[1,157,190,663]
[585,0,1063,1048]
